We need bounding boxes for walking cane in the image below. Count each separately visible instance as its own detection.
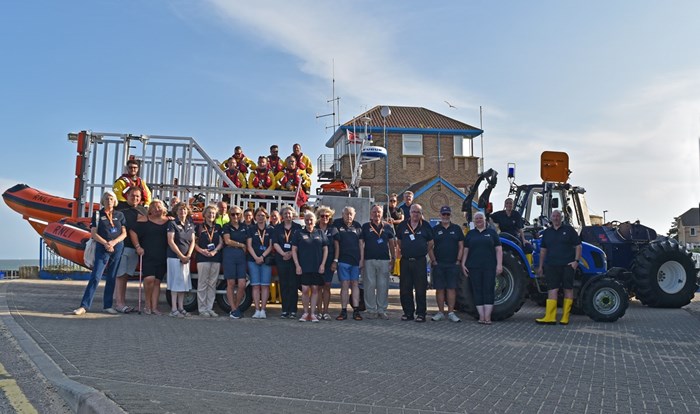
[138,254,143,315]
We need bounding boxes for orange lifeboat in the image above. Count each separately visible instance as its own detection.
[2,184,99,228]
[42,219,91,268]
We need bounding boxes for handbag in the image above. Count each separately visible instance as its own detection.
[83,238,96,269]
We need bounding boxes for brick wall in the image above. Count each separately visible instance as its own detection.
[338,133,480,201]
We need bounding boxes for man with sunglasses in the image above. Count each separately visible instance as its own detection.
[431,206,464,322]
[113,159,151,206]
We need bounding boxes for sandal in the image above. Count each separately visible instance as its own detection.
[401,314,414,321]
[415,315,426,323]
[143,307,152,315]
[484,321,492,325]
[115,305,131,314]
[478,320,486,324]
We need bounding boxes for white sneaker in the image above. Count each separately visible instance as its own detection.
[208,310,219,317]
[252,310,261,319]
[310,314,319,322]
[299,313,309,322]
[259,310,267,319]
[431,312,445,321]
[448,312,461,323]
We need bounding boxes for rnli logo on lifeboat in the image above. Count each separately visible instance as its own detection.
[360,146,388,163]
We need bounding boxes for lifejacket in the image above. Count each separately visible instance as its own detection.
[268,155,283,174]
[252,168,272,189]
[117,174,150,204]
[224,168,243,188]
[280,168,301,189]
[233,153,250,173]
[292,154,306,171]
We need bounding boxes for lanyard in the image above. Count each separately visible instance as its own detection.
[407,220,422,236]
[284,226,293,242]
[104,210,115,228]
[203,223,215,243]
[257,226,267,245]
[370,222,384,238]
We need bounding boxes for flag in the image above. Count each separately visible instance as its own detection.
[294,184,308,208]
[347,130,361,144]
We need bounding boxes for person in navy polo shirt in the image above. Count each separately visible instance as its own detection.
[73,191,127,316]
[536,209,581,325]
[490,198,527,246]
[396,203,435,322]
[431,206,464,323]
[292,211,328,322]
[333,206,364,321]
[359,204,396,319]
[462,211,502,324]
[272,206,303,319]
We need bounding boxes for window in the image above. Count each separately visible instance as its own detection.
[453,135,472,157]
[691,228,697,237]
[402,134,423,156]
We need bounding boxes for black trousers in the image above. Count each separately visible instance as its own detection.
[468,266,496,306]
[399,257,427,317]
[276,258,298,314]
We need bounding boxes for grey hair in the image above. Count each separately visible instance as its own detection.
[473,211,486,220]
[343,206,356,215]
[101,190,118,207]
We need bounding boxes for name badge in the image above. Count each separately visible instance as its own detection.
[207,243,216,251]
[284,243,291,249]
[409,234,415,241]
[259,245,266,251]
[109,227,118,234]
[377,238,384,244]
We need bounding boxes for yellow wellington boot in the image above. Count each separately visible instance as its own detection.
[535,299,558,325]
[559,298,573,325]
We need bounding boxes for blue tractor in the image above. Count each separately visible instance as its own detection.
[455,152,650,322]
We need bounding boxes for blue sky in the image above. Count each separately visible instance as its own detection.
[1,0,699,259]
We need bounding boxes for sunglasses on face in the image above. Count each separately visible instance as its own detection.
[319,215,330,218]
[441,213,451,216]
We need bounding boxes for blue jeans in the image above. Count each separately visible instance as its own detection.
[247,261,272,286]
[80,242,123,310]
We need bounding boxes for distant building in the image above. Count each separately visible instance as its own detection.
[676,207,699,248]
[318,106,483,221]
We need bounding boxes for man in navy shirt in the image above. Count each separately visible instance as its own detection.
[431,206,464,322]
[398,190,414,219]
[359,204,396,319]
[396,203,435,322]
[490,198,526,245]
[536,209,581,325]
[333,206,364,321]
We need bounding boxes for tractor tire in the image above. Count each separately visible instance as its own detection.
[215,281,253,313]
[456,250,527,321]
[165,278,198,313]
[581,277,628,322]
[630,239,698,308]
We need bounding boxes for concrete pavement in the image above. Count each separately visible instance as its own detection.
[1,279,700,413]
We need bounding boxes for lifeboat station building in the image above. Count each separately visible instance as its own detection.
[318,105,484,221]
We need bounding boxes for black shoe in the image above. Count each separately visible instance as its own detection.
[336,309,348,321]
[280,312,289,319]
[353,310,363,321]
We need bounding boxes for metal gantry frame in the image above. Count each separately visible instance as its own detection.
[69,131,298,219]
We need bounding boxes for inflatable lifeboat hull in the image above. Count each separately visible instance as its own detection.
[43,219,91,268]
[3,184,99,225]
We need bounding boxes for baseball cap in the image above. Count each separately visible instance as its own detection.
[440,206,451,215]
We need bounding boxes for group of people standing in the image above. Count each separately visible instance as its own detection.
[73,158,581,326]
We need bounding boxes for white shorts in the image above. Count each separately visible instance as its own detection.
[116,247,138,277]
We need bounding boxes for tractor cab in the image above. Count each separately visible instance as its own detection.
[510,151,591,234]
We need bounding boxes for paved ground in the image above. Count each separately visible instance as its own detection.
[1,279,700,414]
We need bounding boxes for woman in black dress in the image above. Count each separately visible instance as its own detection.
[131,199,170,315]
